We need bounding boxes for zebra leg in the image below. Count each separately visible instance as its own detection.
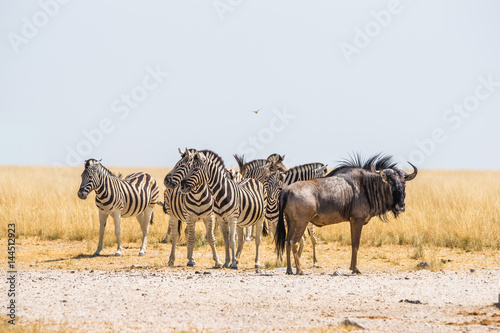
[298,235,305,258]
[138,208,152,256]
[228,218,238,269]
[94,212,108,256]
[245,227,252,242]
[168,217,179,266]
[254,219,264,269]
[308,223,319,268]
[161,221,172,244]
[186,221,196,267]
[204,214,222,268]
[112,212,123,257]
[269,220,277,237]
[235,227,245,264]
[220,220,231,268]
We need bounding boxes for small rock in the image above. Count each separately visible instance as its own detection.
[195,271,202,274]
[240,279,244,283]
[187,276,193,279]
[417,261,431,269]
[332,270,343,276]
[399,299,422,304]
[70,270,75,273]
[339,319,364,330]
[470,269,476,273]
[203,271,211,275]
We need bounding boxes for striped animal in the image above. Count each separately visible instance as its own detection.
[77,159,159,257]
[266,163,328,267]
[159,148,222,267]
[180,150,266,269]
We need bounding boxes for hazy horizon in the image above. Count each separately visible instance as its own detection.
[1,1,499,170]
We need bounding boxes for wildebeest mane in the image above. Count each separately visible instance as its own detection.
[325,153,397,177]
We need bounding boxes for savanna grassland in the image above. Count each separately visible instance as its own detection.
[1,166,500,332]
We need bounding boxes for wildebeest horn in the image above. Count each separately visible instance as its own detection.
[371,161,380,174]
[178,148,183,155]
[404,162,418,181]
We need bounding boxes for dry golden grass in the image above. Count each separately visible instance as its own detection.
[1,166,499,271]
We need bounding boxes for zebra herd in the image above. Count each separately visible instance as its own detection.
[77,149,417,274]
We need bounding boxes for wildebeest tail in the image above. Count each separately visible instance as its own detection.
[150,211,154,225]
[275,189,289,260]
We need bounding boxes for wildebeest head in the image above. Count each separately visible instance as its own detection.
[371,161,418,212]
[77,159,102,200]
[164,148,194,189]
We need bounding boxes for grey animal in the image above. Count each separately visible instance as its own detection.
[275,154,417,275]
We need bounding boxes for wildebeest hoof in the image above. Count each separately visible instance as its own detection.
[297,271,304,275]
[352,268,362,274]
[230,263,238,269]
[115,252,122,257]
[187,261,196,267]
[138,252,145,257]
[93,252,101,257]
[168,260,175,267]
[286,270,293,275]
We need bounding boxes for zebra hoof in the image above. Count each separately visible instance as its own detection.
[255,264,261,269]
[213,262,222,269]
[313,263,319,268]
[115,252,122,257]
[138,252,145,257]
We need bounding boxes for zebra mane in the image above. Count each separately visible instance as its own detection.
[325,153,397,177]
[198,150,227,170]
[85,159,122,179]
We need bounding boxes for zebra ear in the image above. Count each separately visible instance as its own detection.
[98,159,102,163]
[281,154,285,162]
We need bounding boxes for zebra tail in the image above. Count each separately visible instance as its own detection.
[275,189,289,260]
[262,218,268,237]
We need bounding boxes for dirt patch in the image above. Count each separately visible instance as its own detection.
[8,269,500,332]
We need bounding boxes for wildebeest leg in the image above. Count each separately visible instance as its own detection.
[94,211,108,256]
[308,223,319,268]
[204,214,222,268]
[138,207,153,256]
[228,218,238,269]
[291,223,308,275]
[349,218,364,274]
[286,240,293,275]
[235,226,245,264]
[220,219,231,268]
[168,217,179,266]
[186,221,196,266]
[254,218,264,268]
[113,212,123,257]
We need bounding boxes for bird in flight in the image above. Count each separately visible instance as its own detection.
[251,107,262,114]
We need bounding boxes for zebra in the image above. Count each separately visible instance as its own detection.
[233,153,287,181]
[266,163,328,267]
[77,159,159,257]
[180,150,266,269]
[158,148,222,268]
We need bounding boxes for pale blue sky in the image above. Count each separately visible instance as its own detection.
[1,0,499,169]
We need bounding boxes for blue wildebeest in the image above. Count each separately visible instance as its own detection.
[275,154,417,275]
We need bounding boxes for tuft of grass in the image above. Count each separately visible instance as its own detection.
[410,244,425,260]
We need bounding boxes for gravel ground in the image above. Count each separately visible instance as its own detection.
[7,269,500,332]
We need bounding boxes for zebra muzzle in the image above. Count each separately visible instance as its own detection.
[77,189,88,200]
